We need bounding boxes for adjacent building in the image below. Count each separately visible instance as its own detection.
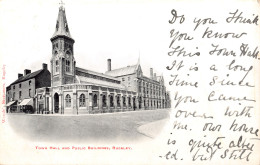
[5,64,51,113]
[105,60,171,109]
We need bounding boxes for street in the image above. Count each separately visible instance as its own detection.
[7,109,170,143]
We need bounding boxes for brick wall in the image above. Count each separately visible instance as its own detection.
[35,69,51,89]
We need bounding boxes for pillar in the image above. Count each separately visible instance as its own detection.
[50,93,53,114]
[89,93,93,113]
[59,93,62,114]
[52,93,55,114]
[105,94,109,113]
[99,93,102,113]
[143,97,146,110]
[120,95,123,112]
[73,92,77,114]
[43,94,46,114]
[113,94,116,112]
[35,93,38,114]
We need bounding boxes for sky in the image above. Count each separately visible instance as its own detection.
[0,0,259,87]
[0,0,172,86]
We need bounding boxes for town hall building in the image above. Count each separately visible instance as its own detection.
[6,4,171,114]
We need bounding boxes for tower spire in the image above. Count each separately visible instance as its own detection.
[51,1,74,42]
[59,0,65,9]
[137,50,140,65]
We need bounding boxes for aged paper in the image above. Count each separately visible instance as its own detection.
[0,0,259,165]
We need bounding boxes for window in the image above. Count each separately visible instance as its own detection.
[19,84,21,88]
[102,95,106,107]
[56,60,59,72]
[93,94,97,107]
[65,94,71,107]
[128,97,131,106]
[122,78,125,81]
[19,91,22,99]
[138,81,141,92]
[117,96,120,107]
[13,85,15,89]
[79,94,85,107]
[13,92,15,99]
[29,80,31,86]
[110,96,114,107]
[29,89,31,97]
[123,97,126,107]
[65,60,70,72]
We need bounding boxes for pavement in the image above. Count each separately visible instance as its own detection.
[137,118,169,139]
[7,109,170,143]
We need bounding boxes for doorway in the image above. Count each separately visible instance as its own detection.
[54,93,59,113]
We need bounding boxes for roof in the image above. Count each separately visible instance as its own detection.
[9,69,43,86]
[19,98,33,106]
[51,7,73,40]
[105,65,138,77]
[6,101,17,107]
[77,76,126,90]
[76,67,120,81]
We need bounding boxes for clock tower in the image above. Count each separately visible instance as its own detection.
[50,4,76,87]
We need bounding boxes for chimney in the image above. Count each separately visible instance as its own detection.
[18,73,23,78]
[154,73,157,81]
[24,69,31,76]
[150,68,153,79]
[107,59,111,71]
[42,63,47,70]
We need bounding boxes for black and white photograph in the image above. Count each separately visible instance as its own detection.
[0,0,259,164]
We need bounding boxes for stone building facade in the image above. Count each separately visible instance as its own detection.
[105,60,171,110]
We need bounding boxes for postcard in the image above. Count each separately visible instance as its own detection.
[0,0,259,164]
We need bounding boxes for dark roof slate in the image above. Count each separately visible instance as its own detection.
[51,7,73,40]
[10,69,43,86]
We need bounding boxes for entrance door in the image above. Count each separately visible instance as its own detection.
[54,93,59,113]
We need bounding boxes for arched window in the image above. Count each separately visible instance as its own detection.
[123,96,126,107]
[110,96,114,107]
[65,94,71,107]
[65,60,70,72]
[117,96,120,107]
[55,60,59,72]
[128,97,131,107]
[93,94,97,107]
[79,94,85,107]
